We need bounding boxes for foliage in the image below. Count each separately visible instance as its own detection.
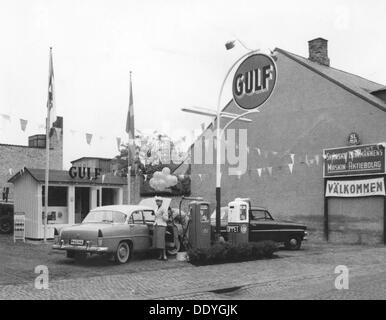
[187,241,278,266]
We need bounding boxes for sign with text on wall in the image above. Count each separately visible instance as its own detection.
[323,143,386,178]
[325,178,385,197]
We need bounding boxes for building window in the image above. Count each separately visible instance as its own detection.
[42,186,68,207]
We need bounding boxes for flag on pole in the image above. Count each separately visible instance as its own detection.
[47,47,56,129]
[126,72,135,140]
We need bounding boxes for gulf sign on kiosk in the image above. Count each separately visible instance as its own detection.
[232,53,277,110]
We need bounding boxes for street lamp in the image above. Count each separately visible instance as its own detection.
[181,40,260,239]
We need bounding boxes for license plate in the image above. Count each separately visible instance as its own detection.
[70,239,84,246]
[227,225,240,233]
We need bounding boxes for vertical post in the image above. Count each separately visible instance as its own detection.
[215,106,222,237]
[44,113,50,242]
[127,140,131,204]
[214,50,256,240]
[384,175,386,245]
[324,178,329,241]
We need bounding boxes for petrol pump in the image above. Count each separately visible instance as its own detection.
[227,198,250,245]
[187,200,211,249]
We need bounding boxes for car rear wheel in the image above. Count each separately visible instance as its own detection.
[285,236,302,250]
[0,216,13,234]
[114,241,131,264]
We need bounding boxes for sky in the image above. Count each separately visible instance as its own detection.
[0,0,385,169]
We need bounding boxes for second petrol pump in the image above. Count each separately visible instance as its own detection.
[227,198,250,245]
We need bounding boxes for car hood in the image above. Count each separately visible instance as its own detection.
[273,220,307,229]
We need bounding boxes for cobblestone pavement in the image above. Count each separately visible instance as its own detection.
[0,241,385,300]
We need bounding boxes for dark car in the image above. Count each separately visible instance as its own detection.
[211,206,307,250]
[0,202,14,234]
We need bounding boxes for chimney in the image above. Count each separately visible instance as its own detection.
[308,38,330,66]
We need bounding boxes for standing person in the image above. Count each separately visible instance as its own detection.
[153,196,168,260]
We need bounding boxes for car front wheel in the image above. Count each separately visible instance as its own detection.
[114,241,131,264]
[285,236,302,250]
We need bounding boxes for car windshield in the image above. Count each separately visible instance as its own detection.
[83,210,127,223]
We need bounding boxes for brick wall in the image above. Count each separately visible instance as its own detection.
[189,52,386,244]
[0,119,63,202]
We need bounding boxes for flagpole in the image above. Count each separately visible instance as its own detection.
[127,71,132,205]
[44,106,50,243]
[43,47,53,243]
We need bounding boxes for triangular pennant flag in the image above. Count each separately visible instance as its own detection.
[116,137,122,151]
[314,155,320,165]
[257,168,262,177]
[1,114,11,121]
[102,174,106,184]
[288,163,294,174]
[86,133,93,145]
[305,154,310,166]
[290,153,295,164]
[20,119,28,131]
[267,167,272,176]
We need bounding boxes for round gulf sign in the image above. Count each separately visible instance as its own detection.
[232,53,277,110]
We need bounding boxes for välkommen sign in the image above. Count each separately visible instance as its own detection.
[323,143,386,178]
[326,178,385,197]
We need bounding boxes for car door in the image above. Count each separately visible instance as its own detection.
[249,210,277,242]
[128,210,151,251]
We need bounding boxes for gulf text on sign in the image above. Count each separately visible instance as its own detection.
[323,143,386,177]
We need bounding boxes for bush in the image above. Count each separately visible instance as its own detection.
[187,241,278,266]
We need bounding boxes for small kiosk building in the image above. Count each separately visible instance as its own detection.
[9,167,127,240]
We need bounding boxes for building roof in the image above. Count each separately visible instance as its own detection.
[174,46,386,172]
[71,157,112,163]
[8,168,127,186]
[275,48,386,112]
[91,205,154,215]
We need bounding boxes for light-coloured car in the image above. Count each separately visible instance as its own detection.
[52,205,157,264]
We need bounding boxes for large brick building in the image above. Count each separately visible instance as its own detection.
[0,117,63,202]
[185,38,386,245]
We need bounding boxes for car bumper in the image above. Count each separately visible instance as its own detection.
[52,244,109,253]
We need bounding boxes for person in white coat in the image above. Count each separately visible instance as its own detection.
[153,196,168,260]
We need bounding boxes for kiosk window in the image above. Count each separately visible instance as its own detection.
[42,186,67,207]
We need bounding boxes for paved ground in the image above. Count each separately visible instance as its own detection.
[0,235,385,299]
